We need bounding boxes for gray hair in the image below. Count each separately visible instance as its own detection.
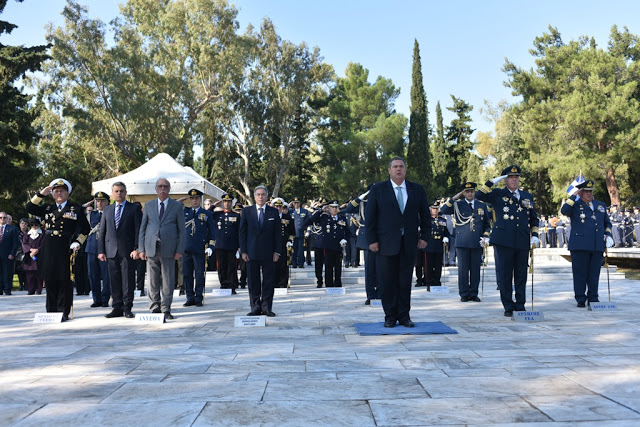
[254,185,269,196]
[155,178,170,188]
[388,156,407,168]
[112,181,127,191]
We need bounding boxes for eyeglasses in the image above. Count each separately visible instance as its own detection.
[156,185,170,188]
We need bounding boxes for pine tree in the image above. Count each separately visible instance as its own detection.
[445,95,475,192]
[406,39,432,194]
[431,101,450,196]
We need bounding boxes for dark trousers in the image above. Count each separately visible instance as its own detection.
[305,237,312,265]
[275,254,288,288]
[45,279,73,316]
[87,253,111,304]
[445,236,456,265]
[349,237,359,266]
[25,270,43,294]
[0,257,13,294]
[415,251,425,285]
[456,247,482,297]
[247,260,275,313]
[293,236,305,267]
[238,258,247,287]
[364,249,380,300]
[570,250,602,303]
[314,248,325,285]
[425,251,444,286]
[74,251,90,294]
[216,249,237,289]
[376,240,415,323]
[324,249,342,287]
[183,251,205,303]
[494,244,529,311]
[108,253,136,311]
[136,258,146,291]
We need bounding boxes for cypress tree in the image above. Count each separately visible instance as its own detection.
[431,101,450,196]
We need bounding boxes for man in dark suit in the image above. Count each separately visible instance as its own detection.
[98,182,142,318]
[139,178,186,320]
[365,157,430,328]
[0,212,20,295]
[239,185,282,316]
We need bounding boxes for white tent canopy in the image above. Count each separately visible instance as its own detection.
[91,153,225,202]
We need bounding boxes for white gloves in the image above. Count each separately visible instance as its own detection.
[530,236,540,248]
[339,239,347,247]
[205,247,213,257]
[236,250,240,259]
[304,231,310,238]
[286,241,293,249]
[491,175,508,184]
[480,237,489,248]
[358,190,370,200]
[606,236,614,248]
[443,237,449,244]
[70,242,80,251]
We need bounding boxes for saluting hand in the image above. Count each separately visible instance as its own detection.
[40,185,54,196]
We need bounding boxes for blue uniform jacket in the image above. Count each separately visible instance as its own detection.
[343,197,369,249]
[560,196,612,252]
[84,210,102,255]
[440,198,490,248]
[302,207,325,249]
[308,209,351,252]
[424,215,450,254]
[289,207,310,238]
[184,207,215,254]
[212,210,240,251]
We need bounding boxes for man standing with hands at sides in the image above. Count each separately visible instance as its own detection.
[239,185,282,317]
[99,182,142,319]
[85,192,112,308]
[138,178,185,320]
[26,179,90,320]
[365,157,430,328]
[476,165,540,317]
[561,180,614,307]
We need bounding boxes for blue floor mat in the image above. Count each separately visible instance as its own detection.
[354,321,458,336]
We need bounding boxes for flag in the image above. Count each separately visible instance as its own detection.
[566,174,585,195]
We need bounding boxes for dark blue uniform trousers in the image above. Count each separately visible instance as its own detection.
[570,250,602,303]
[494,244,529,311]
[364,249,380,300]
[183,251,206,303]
[456,247,482,298]
[87,254,110,304]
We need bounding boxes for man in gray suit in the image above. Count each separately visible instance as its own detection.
[139,178,186,320]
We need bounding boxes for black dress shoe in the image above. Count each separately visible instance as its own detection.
[102,302,109,307]
[470,296,481,302]
[61,314,69,322]
[152,308,162,313]
[399,319,415,328]
[124,311,134,318]
[232,289,237,294]
[460,296,469,302]
[577,302,586,307]
[195,301,203,307]
[292,265,297,269]
[90,302,102,308]
[178,290,185,296]
[139,291,146,297]
[247,309,262,316]
[164,312,174,320]
[384,320,396,328]
[183,300,196,307]
[316,284,323,288]
[504,310,513,317]
[365,299,370,305]
[105,309,124,318]
[240,284,246,289]
[415,283,426,287]
[262,311,276,317]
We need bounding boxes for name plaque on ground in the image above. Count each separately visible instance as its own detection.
[33,313,63,323]
[234,316,266,327]
[590,302,617,311]
[326,287,346,295]
[134,290,142,297]
[513,311,544,322]
[370,299,382,307]
[274,288,288,296]
[135,313,165,324]
[211,289,232,296]
[430,286,450,294]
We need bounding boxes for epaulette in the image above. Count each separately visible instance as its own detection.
[566,198,575,207]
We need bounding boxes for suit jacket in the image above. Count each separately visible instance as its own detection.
[440,198,490,248]
[139,198,186,258]
[365,180,430,257]
[561,196,611,252]
[99,201,142,258]
[239,204,282,261]
[0,224,20,259]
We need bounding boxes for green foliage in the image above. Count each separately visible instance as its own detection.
[431,101,450,197]
[445,95,475,191]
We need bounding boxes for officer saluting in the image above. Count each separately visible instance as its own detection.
[561,180,613,307]
[212,194,241,293]
[308,200,350,287]
[289,197,309,268]
[476,165,540,317]
[26,179,90,321]
[182,189,215,307]
[273,198,295,288]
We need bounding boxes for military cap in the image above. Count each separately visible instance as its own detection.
[634,206,639,211]
[500,165,521,176]
[462,182,477,190]
[272,198,284,207]
[94,191,110,201]
[291,197,301,203]
[430,202,440,209]
[188,188,204,197]
[576,180,594,191]
[233,203,243,212]
[220,193,233,202]
[328,199,339,206]
[50,178,72,193]
[28,217,41,227]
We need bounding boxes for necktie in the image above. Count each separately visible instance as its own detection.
[258,207,264,228]
[57,204,62,211]
[396,186,404,214]
[193,208,196,217]
[0,226,3,243]
[159,201,165,220]
[115,204,122,229]
[468,201,473,210]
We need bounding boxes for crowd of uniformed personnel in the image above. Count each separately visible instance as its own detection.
[2,162,637,321]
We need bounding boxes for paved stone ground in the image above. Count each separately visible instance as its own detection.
[1,250,639,426]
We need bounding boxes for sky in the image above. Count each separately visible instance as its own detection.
[3,0,640,137]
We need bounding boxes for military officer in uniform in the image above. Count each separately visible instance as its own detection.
[621,207,634,247]
[561,180,613,306]
[609,205,622,247]
[308,200,349,287]
[212,194,241,293]
[233,202,246,288]
[633,207,640,246]
[441,182,490,302]
[538,215,547,247]
[274,198,295,287]
[420,202,449,289]
[182,189,215,306]
[26,179,90,321]
[85,191,111,307]
[476,165,540,317]
[304,198,327,288]
[289,197,309,268]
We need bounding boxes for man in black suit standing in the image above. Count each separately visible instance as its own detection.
[98,182,142,319]
[239,185,282,317]
[365,157,430,328]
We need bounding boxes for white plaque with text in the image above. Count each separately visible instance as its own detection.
[589,302,617,311]
[134,290,142,298]
[274,288,288,296]
[135,313,165,324]
[234,315,266,327]
[33,313,63,324]
[513,311,544,322]
[370,299,382,307]
[326,287,346,295]
[430,286,450,294]
[211,289,233,296]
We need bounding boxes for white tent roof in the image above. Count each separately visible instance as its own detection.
[91,153,225,201]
